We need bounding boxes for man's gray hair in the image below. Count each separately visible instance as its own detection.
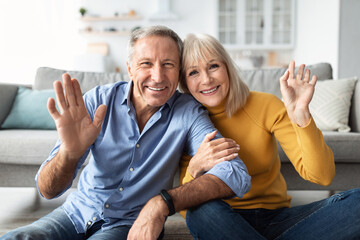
[127,25,183,65]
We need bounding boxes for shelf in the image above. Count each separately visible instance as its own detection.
[80,30,131,37]
[80,15,142,22]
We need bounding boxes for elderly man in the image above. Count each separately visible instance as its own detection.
[0,26,250,240]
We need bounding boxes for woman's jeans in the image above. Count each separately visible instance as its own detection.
[0,206,164,240]
[186,188,360,240]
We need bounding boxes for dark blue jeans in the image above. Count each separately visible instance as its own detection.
[0,206,164,240]
[186,188,360,240]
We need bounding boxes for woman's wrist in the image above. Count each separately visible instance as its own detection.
[188,162,203,178]
[287,107,311,127]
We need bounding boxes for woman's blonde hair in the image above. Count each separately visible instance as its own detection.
[179,33,250,117]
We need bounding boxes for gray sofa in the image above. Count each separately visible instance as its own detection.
[0,63,359,239]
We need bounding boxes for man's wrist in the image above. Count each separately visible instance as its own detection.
[159,189,175,216]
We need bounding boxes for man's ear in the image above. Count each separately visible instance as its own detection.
[126,61,133,80]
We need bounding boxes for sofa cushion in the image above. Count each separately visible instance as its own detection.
[1,87,57,130]
[279,131,360,163]
[34,67,126,93]
[0,130,58,165]
[0,84,18,127]
[309,77,358,132]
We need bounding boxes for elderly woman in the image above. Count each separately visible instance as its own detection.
[179,33,360,240]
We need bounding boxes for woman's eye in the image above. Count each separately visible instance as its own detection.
[188,70,198,76]
[209,63,219,70]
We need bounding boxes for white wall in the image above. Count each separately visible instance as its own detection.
[1,0,354,85]
[338,0,360,79]
[78,0,217,73]
[0,0,86,84]
[293,0,340,78]
[0,0,217,84]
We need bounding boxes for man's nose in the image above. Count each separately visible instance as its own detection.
[151,65,163,83]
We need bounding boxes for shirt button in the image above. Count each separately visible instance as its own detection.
[119,187,124,191]
[92,217,97,221]
[87,221,92,226]
[129,167,134,172]
[136,144,140,148]
[105,204,110,208]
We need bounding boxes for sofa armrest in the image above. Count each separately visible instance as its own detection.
[0,83,19,126]
[349,80,360,132]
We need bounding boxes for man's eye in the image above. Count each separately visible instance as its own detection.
[188,70,198,76]
[209,63,219,70]
[140,62,151,66]
[164,62,175,68]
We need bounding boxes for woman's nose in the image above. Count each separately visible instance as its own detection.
[201,73,212,85]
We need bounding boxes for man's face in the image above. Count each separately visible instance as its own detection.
[127,36,180,110]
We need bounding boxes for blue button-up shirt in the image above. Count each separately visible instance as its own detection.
[36,81,250,233]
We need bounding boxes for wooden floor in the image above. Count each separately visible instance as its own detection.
[0,188,331,237]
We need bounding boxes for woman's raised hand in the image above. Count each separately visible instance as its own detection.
[280,60,317,127]
[47,73,107,161]
[188,131,240,178]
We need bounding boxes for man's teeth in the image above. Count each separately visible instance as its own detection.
[148,86,165,91]
[201,86,218,94]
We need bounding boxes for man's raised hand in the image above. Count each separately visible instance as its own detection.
[47,73,107,160]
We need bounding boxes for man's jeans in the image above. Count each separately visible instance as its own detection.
[0,206,164,240]
[187,188,360,240]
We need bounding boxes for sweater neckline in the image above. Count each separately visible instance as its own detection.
[205,98,227,115]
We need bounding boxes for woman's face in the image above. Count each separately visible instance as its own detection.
[185,58,230,107]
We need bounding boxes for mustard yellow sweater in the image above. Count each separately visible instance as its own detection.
[180,91,334,215]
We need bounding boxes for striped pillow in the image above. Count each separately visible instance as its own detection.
[309,77,358,132]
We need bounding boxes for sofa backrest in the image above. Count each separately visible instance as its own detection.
[34,67,127,93]
[239,62,333,98]
[35,63,332,99]
[0,84,19,126]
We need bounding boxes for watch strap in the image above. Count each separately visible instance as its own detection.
[160,189,175,216]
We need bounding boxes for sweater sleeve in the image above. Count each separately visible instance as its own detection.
[179,154,194,186]
[270,97,335,186]
[178,154,194,218]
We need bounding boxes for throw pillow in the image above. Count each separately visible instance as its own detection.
[1,87,56,130]
[309,77,358,132]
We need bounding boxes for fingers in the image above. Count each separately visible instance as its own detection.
[288,60,295,80]
[53,80,67,113]
[310,74,318,85]
[203,130,217,143]
[53,74,83,114]
[280,70,289,89]
[72,78,85,108]
[93,104,107,128]
[209,137,238,148]
[47,98,61,120]
[296,64,305,81]
[215,152,238,164]
[63,74,77,106]
[303,69,310,83]
[207,138,240,158]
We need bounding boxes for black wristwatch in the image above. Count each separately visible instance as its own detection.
[160,189,175,216]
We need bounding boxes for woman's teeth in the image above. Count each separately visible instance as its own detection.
[201,86,218,94]
[148,86,165,91]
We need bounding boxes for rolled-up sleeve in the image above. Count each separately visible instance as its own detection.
[206,159,251,198]
[185,106,251,198]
